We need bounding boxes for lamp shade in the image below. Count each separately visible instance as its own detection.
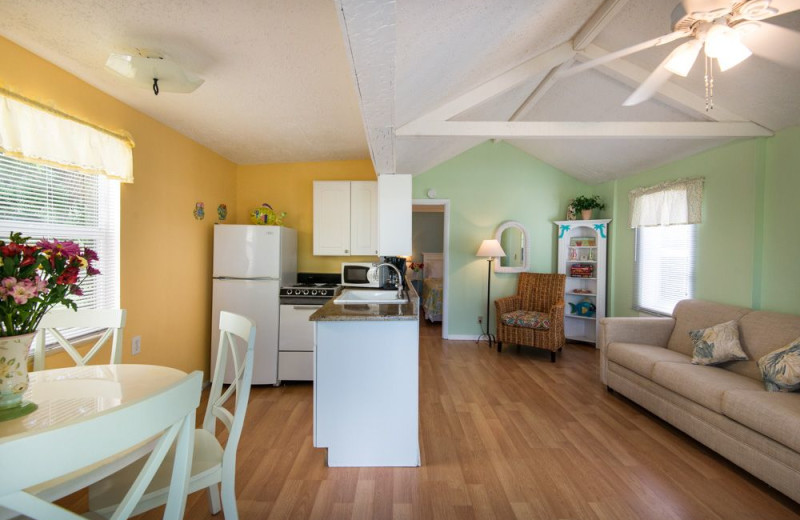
[476,239,506,258]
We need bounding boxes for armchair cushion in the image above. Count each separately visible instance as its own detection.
[500,310,551,330]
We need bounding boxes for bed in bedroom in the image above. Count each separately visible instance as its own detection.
[421,252,443,322]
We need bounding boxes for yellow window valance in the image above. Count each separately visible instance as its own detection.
[0,88,134,183]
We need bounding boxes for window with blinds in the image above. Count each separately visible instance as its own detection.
[633,224,696,316]
[0,152,120,342]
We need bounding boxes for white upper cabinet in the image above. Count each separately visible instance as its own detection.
[313,181,377,256]
[377,174,412,256]
[349,181,378,255]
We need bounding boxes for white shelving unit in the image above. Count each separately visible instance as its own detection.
[553,219,611,346]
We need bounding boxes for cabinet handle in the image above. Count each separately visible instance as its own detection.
[344,249,349,254]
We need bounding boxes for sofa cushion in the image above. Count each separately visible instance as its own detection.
[607,343,690,379]
[500,310,550,330]
[689,320,748,366]
[723,390,800,454]
[651,362,764,413]
[728,310,800,380]
[758,337,800,392]
[667,300,750,357]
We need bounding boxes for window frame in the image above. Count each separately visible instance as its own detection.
[0,152,121,346]
[633,223,697,317]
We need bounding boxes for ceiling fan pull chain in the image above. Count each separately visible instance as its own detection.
[152,77,160,96]
[704,55,714,111]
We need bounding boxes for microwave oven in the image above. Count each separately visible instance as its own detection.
[341,262,382,287]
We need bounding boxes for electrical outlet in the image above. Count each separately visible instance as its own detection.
[478,316,483,324]
[132,335,141,356]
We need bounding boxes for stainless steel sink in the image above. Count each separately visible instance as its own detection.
[334,288,408,305]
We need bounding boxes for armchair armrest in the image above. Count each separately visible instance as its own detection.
[597,316,675,385]
[549,300,565,322]
[495,296,521,316]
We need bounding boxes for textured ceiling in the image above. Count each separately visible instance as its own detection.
[1,0,798,183]
[0,0,369,165]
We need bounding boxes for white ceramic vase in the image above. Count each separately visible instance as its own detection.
[0,332,35,410]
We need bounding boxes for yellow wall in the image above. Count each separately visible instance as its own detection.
[1,37,237,375]
[236,160,377,273]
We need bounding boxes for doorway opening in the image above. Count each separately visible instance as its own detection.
[411,199,449,339]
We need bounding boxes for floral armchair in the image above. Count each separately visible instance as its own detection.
[494,272,566,362]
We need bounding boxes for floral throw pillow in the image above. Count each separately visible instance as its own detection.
[689,320,748,366]
[758,337,800,392]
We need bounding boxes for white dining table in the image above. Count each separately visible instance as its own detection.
[0,364,195,519]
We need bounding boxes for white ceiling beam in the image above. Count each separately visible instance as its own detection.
[509,60,574,121]
[506,0,625,125]
[577,44,750,122]
[572,0,631,51]
[406,42,576,124]
[335,0,396,174]
[396,120,773,139]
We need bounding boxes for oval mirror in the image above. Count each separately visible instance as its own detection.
[495,221,530,273]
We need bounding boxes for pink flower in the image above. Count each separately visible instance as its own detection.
[36,239,80,258]
[32,276,48,293]
[10,282,35,305]
[0,277,17,298]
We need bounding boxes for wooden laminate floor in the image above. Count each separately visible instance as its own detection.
[69,319,800,519]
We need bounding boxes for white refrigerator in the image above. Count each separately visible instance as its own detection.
[211,225,297,385]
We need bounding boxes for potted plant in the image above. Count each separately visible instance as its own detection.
[0,232,100,413]
[571,195,605,220]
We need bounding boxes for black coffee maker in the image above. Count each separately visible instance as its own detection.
[380,256,408,289]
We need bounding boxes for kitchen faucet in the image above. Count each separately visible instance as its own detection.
[375,263,404,299]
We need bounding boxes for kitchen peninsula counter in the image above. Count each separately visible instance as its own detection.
[311,282,420,467]
[309,283,419,322]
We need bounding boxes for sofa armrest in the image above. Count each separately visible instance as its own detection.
[495,296,521,316]
[597,316,675,385]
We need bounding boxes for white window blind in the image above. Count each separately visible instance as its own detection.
[634,224,696,316]
[0,152,120,340]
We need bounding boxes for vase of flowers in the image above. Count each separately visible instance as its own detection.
[0,232,100,413]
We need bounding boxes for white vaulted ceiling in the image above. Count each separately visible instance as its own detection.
[1,1,798,183]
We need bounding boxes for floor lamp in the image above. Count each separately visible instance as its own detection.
[476,239,506,347]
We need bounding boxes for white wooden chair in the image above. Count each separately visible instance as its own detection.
[0,370,202,520]
[89,311,257,520]
[33,309,127,371]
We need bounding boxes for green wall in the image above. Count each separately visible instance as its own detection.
[412,141,591,337]
[412,126,800,337]
[761,126,800,313]
[602,126,800,317]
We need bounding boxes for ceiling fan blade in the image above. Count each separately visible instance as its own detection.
[682,0,731,16]
[622,56,676,106]
[766,0,800,16]
[560,30,689,78]
[741,22,800,69]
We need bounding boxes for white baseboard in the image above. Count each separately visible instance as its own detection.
[445,334,482,341]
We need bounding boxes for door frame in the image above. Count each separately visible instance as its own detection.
[411,198,450,339]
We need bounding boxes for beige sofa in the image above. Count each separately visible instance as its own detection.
[598,299,800,503]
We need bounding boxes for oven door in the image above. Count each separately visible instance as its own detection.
[278,303,319,381]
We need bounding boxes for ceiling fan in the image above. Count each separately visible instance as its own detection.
[568,0,800,107]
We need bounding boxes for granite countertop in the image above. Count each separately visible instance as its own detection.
[310,280,420,322]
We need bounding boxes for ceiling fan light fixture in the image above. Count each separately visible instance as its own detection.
[664,40,703,76]
[739,0,778,20]
[105,51,204,95]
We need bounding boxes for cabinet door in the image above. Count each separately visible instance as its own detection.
[350,181,378,255]
[313,181,351,255]
[377,174,412,256]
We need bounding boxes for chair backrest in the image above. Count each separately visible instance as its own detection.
[33,309,127,371]
[517,273,566,313]
[0,370,202,520]
[204,311,257,475]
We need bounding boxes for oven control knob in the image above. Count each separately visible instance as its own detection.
[302,289,309,295]
[285,289,293,295]
[311,289,318,295]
